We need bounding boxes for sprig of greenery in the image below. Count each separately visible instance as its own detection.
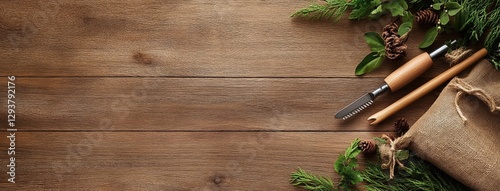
[419,1,463,48]
[355,32,385,75]
[291,0,386,22]
[452,0,500,68]
[291,168,334,191]
[293,0,500,72]
[290,138,471,191]
[485,26,500,69]
[482,1,500,69]
[362,156,472,191]
[355,12,413,75]
[292,0,414,21]
[334,138,363,190]
[291,0,352,21]
[455,0,489,42]
[348,0,381,20]
[369,0,409,19]
[290,139,362,191]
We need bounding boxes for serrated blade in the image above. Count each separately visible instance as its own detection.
[335,93,375,120]
[335,84,389,120]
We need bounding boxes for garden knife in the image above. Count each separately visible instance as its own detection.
[335,40,456,120]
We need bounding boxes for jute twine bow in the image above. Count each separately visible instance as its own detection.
[450,78,500,123]
[379,134,411,179]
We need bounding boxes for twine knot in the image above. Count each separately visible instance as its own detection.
[450,78,500,123]
[445,47,473,66]
[379,134,411,179]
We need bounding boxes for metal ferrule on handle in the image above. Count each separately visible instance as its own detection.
[371,84,389,97]
[429,40,456,59]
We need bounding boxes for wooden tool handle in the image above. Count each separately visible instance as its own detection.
[369,48,488,125]
[384,53,434,92]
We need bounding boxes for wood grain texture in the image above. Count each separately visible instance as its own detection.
[0,132,392,190]
[0,0,451,77]
[384,53,434,92]
[6,77,440,131]
[0,0,452,190]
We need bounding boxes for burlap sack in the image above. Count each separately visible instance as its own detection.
[405,59,500,191]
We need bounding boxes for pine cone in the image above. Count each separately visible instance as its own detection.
[359,140,377,154]
[382,23,398,39]
[382,23,407,59]
[394,118,410,136]
[415,9,439,25]
[385,37,407,59]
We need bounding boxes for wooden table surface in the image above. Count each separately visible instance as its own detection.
[0,1,451,190]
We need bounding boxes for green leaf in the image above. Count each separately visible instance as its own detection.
[374,137,386,144]
[447,8,461,17]
[355,52,384,75]
[369,5,384,19]
[347,149,361,160]
[395,0,408,10]
[445,2,462,16]
[396,150,410,161]
[440,11,449,25]
[345,138,361,159]
[402,11,414,23]
[370,4,382,15]
[383,1,405,16]
[349,1,378,20]
[432,3,443,10]
[347,158,359,169]
[364,32,385,52]
[419,27,439,48]
[398,22,412,36]
[445,2,461,9]
[341,169,364,185]
[351,171,364,184]
[334,155,346,173]
[333,139,364,189]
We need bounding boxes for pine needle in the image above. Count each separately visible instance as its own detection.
[484,1,500,68]
[290,167,335,191]
[291,0,351,22]
[442,0,500,69]
[361,156,472,191]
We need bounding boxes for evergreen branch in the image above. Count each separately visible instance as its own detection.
[361,156,472,191]
[335,138,363,190]
[290,139,362,191]
[457,0,497,41]
[290,168,335,191]
[457,0,500,69]
[291,0,351,21]
[484,2,500,68]
[348,0,380,20]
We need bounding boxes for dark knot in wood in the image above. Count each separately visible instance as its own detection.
[133,52,153,65]
[213,175,224,185]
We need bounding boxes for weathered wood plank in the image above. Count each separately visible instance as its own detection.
[0,132,393,190]
[0,1,459,190]
[0,0,450,77]
[5,77,439,131]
